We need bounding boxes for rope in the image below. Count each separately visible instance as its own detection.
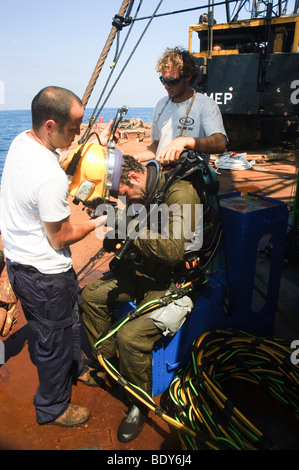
[85,0,143,122]
[130,0,248,22]
[80,0,163,145]
[92,0,164,121]
[168,329,299,450]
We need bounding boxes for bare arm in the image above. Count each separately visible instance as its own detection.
[158,133,226,164]
[43,215,107,251]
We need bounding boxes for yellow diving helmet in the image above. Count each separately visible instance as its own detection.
[63,142,123,208]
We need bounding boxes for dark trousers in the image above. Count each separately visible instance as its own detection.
[7,260,85,424]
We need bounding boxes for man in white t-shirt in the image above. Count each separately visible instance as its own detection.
[135,47,227,165]
[0,86,108,427]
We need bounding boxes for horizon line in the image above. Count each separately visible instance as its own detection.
[0,106,155,113]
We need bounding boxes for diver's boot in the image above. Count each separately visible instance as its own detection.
[117,403,148,443]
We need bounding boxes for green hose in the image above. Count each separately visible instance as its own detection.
[93,285,299,450]
[168,329,299,450]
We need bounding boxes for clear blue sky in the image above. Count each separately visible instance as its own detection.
[0,0,295,110]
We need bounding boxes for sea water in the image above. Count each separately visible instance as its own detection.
[0,107,154,181]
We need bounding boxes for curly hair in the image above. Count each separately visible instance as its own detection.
[119,154,145,187]
[156,47,199,84]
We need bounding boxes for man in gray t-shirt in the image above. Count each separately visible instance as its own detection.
[135,47,227,165]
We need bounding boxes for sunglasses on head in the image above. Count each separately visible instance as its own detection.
[159,75,184,86]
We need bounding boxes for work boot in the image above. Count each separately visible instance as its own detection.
[78,366,107,387]
[48,404,90,427]
[117,403,148,443]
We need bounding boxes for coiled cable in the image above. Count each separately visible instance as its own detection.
[168,329,299,450]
